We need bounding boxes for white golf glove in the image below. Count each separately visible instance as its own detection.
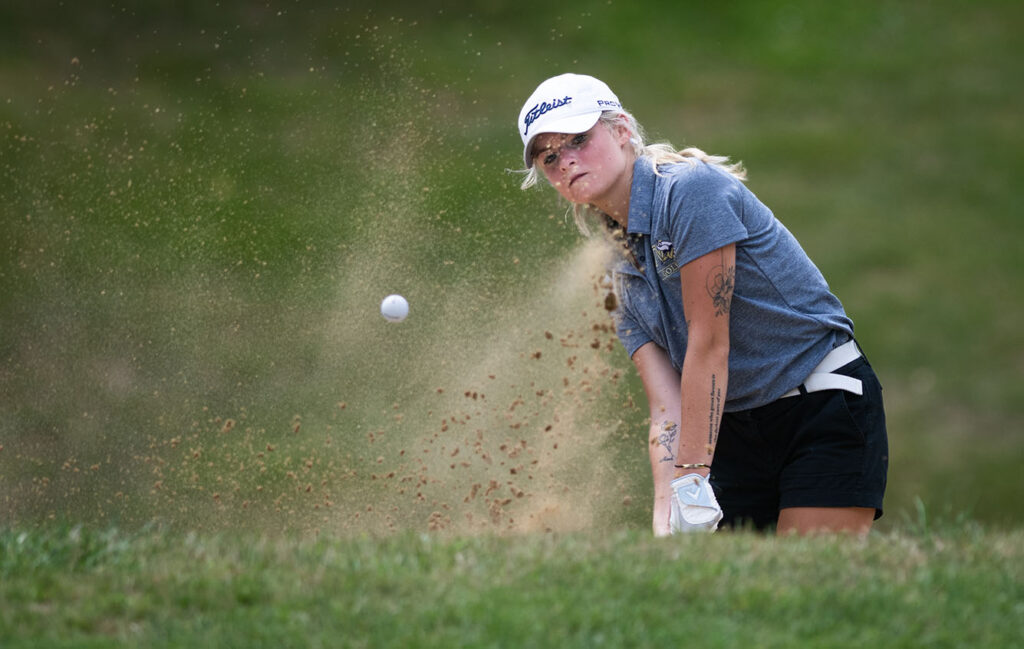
[669,473,723,534]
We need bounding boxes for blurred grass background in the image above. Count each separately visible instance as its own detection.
[1,0,1022,532]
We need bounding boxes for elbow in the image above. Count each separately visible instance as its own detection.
[686,324,730,359]
[684,327,730,370]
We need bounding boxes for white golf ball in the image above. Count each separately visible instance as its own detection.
[380,294,409,322]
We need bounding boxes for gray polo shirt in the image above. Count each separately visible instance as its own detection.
[614,158,854,412]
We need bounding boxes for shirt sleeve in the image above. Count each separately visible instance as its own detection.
[666,164,749,266]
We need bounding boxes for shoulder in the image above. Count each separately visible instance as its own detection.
[653,161,745,209]
[657,160,740,188]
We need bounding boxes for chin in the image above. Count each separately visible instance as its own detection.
[572,189,601,205]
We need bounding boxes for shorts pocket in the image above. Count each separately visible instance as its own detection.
[837,364,885,446]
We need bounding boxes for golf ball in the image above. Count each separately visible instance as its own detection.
[380,294,409,322]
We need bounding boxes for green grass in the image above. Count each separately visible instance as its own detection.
[1,523,1021,648]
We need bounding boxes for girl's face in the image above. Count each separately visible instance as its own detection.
[531,121,633,209]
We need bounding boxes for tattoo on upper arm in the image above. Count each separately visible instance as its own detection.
[656,420,678,463]
[706,250,735,317]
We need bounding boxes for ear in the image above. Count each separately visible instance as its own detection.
[612,118,633,146]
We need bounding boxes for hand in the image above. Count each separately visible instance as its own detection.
[668,473,723,533]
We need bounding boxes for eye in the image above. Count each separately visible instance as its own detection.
[570,133,588,147]
[542,151,558,166]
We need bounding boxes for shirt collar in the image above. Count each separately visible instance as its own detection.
[626,158,655,235]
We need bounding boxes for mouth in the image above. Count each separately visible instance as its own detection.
[569,172,587,187]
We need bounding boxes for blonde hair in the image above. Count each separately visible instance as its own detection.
[518,110,747,236]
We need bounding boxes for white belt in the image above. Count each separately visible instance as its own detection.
[780,340,863,399]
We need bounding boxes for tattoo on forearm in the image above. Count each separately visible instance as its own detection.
[706,250,735,317]
[657,420,678,463]
[707,374,722,453]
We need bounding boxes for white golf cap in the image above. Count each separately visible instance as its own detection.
[518,73,622,168]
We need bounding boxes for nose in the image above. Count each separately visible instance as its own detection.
[558,147,579,171]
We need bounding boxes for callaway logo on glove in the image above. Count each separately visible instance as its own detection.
[669,473,723,533]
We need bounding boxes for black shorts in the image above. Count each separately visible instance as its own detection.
[710,355,889,531]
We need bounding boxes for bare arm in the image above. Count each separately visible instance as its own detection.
[675,244,735,477]
[632,342,683,536]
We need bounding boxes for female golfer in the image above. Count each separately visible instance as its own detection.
[517,73,888,536]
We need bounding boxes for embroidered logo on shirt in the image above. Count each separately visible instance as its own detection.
[652,240,674,261]
[652,240,679,279]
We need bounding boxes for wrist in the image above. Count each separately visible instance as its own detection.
[673,463,711,479]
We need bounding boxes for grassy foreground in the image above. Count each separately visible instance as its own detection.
[1,524,1021,648]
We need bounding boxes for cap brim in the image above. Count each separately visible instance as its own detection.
[523,111,603,168]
